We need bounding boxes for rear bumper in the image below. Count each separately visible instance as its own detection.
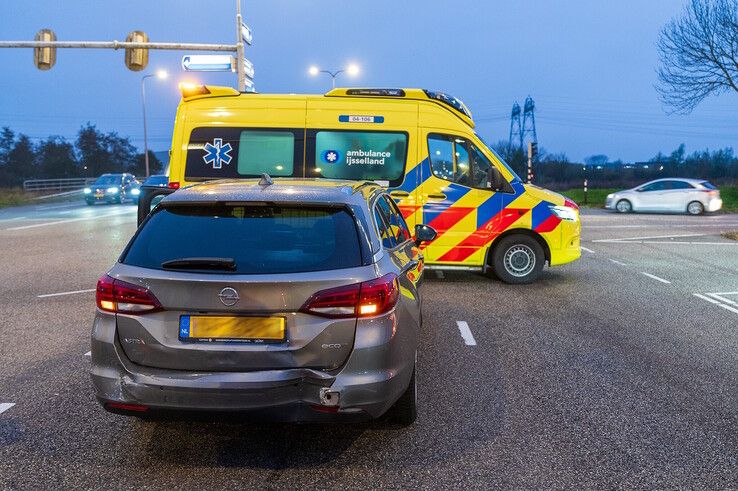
[707,198,723,212]
[90,312,415,421]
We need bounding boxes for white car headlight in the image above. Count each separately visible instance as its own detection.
[131,188,141,196]
[83,187,91,194]
[606,193,614,199]
[549,205,578,221]
[106,187,119,194]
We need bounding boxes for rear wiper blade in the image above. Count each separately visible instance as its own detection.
[161,257,236,271]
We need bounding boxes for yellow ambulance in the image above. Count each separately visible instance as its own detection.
[141,84,580,284]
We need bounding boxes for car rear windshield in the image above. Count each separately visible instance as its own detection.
[700,181,717,190]
[122,205,363,274]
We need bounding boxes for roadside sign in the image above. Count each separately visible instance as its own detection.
[181,54,234,72]
[240,22,253,45]
[243,58,255,79]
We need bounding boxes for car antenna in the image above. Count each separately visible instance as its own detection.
[258,173,274,186]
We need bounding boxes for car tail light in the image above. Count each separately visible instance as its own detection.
[701,189,719,198]
[168,181,180,190]
[300,273,399,319]
[96,274,162,314]
[563,198,579,211]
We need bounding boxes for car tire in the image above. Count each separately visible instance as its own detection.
[491,234,545,285]
[391,359,417,426]
[615,199,632,213]
[687,201,704,215]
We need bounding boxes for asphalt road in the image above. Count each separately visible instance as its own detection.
[1,200,737,489]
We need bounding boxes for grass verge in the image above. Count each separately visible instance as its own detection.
[721,231,738,241]
[0,188,32,208]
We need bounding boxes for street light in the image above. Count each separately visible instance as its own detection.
[308,63,360,89]
[141,70,168,177]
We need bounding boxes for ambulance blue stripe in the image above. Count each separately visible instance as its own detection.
[422,183,471,224]
[475,181,525,228]
[393,159,431,194]
[531,201,555,229]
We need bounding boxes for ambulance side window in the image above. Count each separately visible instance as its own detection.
[428,134,472,187]
[470,144,494,189]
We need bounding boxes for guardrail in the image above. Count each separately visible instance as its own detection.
[23,177,96,192]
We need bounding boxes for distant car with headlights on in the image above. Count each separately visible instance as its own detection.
[90,178,437,424]
[142,174,168,188]
[84,173,140,205]
[605,178,722,215]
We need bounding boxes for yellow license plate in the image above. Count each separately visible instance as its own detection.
[94,193,104,198]
[179,315,285,341]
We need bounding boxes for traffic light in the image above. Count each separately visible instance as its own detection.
[124,31,149,71]
[528,141,538,161]
[33,29,56,70]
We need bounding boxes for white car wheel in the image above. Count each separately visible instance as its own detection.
[616,199,632,213]
[687,201,704,215]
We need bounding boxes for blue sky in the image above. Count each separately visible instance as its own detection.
[1,0,736,162]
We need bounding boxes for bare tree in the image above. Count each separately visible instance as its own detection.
[656,0,738,113]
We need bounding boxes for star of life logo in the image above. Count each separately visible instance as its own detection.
[203,138,233,169]
[321,150,340,164]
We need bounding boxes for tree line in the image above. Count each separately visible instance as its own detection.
[0,124,162,187]
[493,141,738,190]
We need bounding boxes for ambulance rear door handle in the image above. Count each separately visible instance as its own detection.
[390,190,409,197]
[428,193,446,200]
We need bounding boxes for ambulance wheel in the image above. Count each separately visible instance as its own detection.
[491,235,545,285]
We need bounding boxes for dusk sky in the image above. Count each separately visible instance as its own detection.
[1,0,736,162]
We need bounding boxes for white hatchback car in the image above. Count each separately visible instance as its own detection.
[605,178,722,215]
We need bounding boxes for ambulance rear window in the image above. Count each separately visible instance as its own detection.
[184,127,303,180]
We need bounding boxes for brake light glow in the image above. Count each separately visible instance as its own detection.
[104,402,149,412]
[300,274,399,318]
[96,274,162,314]
[168,181,180,190]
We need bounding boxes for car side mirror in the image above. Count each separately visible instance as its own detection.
[487,167,509,192]
[414,224,437,247]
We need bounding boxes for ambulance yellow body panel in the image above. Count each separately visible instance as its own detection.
[159,85,580,283]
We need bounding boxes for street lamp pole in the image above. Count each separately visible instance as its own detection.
[141,74,152,178]
[140,70,167,177]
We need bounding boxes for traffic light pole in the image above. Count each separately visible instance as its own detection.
[0,41,237,51]
[235,0,247,92]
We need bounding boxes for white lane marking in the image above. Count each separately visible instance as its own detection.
[37,288,96,298]
[456,321,477,346]
[638,241,738,246]
[608,258,628,266]
[693,293,738,314]
[580,246,596,253]
[641,272,671,284]
[5,209,134,231]
[706,293,738,307]
[593,233,707,243]
[84,351,91,357]
[586,223,738,229]
[0,403,15,415]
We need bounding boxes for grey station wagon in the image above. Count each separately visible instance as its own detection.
[90,178,437,424]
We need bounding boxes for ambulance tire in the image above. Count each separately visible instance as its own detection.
[491,235,545,285]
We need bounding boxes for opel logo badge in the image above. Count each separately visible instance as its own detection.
[218,287,239,306]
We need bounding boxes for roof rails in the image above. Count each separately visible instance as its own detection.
[325,87,474,127]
